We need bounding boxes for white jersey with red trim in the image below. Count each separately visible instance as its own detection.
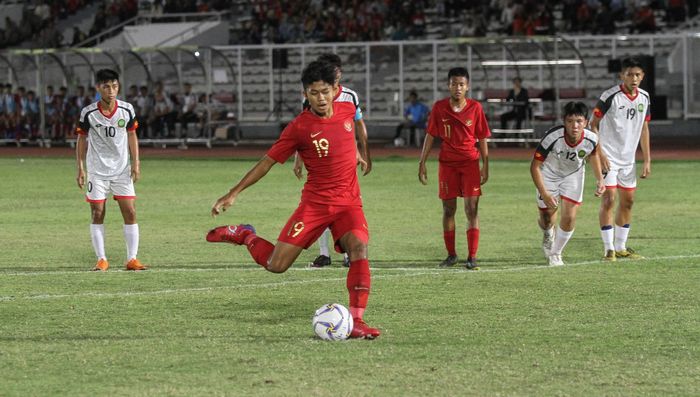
[534,125,598,179]
[593,85,651,167]
[77,99,138,179]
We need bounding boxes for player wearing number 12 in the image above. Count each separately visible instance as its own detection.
[75,69,147,272]
[207,61,380,339]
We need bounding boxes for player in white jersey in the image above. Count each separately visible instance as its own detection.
[590,58,651,262]
[531,102,606,266]
[75,69,147,272]
[294,54,371,268]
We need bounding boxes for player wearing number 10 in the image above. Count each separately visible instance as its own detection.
[75,69,147,272]
[207,61,380,339]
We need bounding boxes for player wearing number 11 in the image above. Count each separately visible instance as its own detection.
[207,61,380,339]
[75,69,147,272]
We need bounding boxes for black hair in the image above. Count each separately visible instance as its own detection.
[95,69,120,84]
[301,60,337,89]
[448,67,469,81]
[562,101,588,119]
[513,77,522,83]
[316,53,342,70]
[621,57,644,72]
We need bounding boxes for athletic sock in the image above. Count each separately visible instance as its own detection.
[123,224,139,260]
[551,226,573,256]
[347,259,370,320]
[243,234,274,268]
[601,225,614,251]
[467,228,480,258]
[614,224,630,252]
[318,228,330,257]
[90,224,106,260]
[443,230,456,256]
[541,224,555,239]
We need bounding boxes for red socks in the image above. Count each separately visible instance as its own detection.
[467,228,479,258]
[347,259,370,319]
[443,230,456,256]
[244,234,274,268]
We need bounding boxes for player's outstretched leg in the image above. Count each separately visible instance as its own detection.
[207,224,276,269]
[207,224,256,245]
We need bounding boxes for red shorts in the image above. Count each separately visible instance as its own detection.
[277,201,369,253]
[438,160,482,200]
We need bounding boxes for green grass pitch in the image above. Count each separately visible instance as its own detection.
[1,156,699,396]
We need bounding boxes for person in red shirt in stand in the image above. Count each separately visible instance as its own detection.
[419,67,491,270]
[206,60,380,339]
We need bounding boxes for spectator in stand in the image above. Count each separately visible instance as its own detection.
[151,91,175,138]
[179,82,199,137]
[71,26,87,47]
[394,91,430,147]
[3,84,19,139]
[136,86,154,137]
[500,77,530,130]
[75,85,90,110]
[22,90,40,140]
[631,2,656,33]
[594,2,616,34]
[667,0,687,24]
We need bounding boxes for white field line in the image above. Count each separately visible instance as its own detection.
[1,254,698,302]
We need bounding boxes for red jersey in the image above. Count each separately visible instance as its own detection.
[426,98,491,165]
[267,101,361,206]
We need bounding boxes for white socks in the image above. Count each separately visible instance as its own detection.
[601,226,615,251]
[90,224,106,260]
[551,226,573,256]
[614,224,630,252]
[124,224,140,260]
[91,224,140,261]
[318,228,331,257]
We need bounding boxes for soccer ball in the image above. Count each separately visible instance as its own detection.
[312,303,353,341]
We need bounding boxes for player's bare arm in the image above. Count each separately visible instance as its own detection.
[212,155,277,216]
[293,152,303,180]
[589,114,610,172]
[640,121,651,178]
[76,133,88,189]
[418,134,435,185]
[588,151,606,197]
[478,139,489,185]
[356,119,371,175]
[530,158,558,209]
[128,131,140,183]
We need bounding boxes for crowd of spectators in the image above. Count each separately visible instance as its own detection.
[1,0,697,50]
[0,81,233,143]
[231,0,698,44]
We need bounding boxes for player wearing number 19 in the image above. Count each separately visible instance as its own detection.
[590,57,651,262]
[207,61,380,339]
[75,69,147,272]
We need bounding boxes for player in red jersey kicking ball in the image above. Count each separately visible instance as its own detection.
[207,61,380,339]
[419,67,491,270]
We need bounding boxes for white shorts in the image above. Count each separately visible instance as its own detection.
[537,171,584,209]
[603,163,636,190]
[86,171,136,203]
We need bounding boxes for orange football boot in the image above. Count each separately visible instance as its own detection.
[126,258,148,271]
[92,258,109,272]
